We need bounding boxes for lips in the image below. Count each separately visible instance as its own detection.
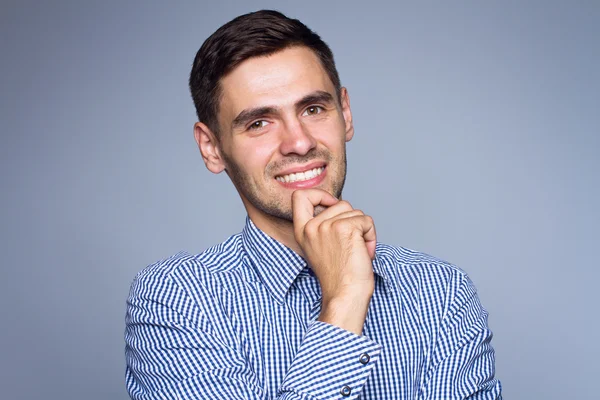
[275,166,325,183]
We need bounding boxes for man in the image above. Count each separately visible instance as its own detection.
[125,10,501,400]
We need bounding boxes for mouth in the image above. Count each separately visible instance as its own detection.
[274,164,327,188]
[275,166,325,183]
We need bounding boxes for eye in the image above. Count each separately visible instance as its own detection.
[303,106,323,116]
[249,120,269,130]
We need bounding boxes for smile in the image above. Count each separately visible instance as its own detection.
[275,167,325,183]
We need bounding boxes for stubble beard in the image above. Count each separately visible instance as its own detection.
[223,148,347,222]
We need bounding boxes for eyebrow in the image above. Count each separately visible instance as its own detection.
[296,90,335,110]
[230,90,336,130]
[231,106,277,130]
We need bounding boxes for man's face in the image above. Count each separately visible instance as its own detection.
[214,46,354,222]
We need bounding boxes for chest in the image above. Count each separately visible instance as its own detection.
[228,278,432,399]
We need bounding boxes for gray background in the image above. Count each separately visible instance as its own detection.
[1,1,598,399]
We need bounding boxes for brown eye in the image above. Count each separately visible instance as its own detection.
[303,106,323,116]
[249,120,267,130]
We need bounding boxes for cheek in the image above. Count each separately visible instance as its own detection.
[309,118,346,145]
[231,139,278,177]
[318,135,346,155]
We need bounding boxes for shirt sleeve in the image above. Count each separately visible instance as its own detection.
[420,272,502,399]
[125,269,265,399]
[125,268,382,400]
[278,321,382,399]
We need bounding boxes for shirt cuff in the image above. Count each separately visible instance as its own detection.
[278,321,382,399]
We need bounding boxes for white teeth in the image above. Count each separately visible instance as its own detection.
[276,167,324,183]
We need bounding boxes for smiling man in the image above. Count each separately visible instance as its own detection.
[125,10,501,400]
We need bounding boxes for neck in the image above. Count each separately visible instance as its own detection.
[247,209,305,258]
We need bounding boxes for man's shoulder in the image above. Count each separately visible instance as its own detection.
[375,242,470,290]
[374,243,481,322]
[131,232,250,295]
[376,242,463,271]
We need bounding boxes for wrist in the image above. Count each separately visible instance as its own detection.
[318,292,373,335]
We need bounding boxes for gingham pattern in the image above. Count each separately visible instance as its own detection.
[125,217,501,399]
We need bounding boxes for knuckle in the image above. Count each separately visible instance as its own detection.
[337,200,353,211]
[304,220,318,236]
[332,219,348,233]
[317,220,329,234]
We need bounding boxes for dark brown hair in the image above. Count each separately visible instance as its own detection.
[189,10,341,136]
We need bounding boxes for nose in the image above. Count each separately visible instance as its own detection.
[279,118,317,156]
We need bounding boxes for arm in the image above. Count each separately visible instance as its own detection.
[125,267,381,400]
[420,273,502,399]
[125,271,264,399]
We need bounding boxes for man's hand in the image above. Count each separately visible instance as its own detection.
[292,189,376,335]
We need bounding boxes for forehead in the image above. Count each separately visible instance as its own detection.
[219,46,335,117]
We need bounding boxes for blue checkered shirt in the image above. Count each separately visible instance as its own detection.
[125,217,501,399]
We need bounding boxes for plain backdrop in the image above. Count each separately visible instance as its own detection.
[1,1,598,399]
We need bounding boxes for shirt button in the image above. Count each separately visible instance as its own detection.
[359,353,370,364]
[340,386,352,396]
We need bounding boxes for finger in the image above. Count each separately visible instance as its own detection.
[343,215,377,260]
[292,189,339,237]
[365,223,377,260]
[329,214,375,238]
[311,201,355,223]
[321,209,364,223]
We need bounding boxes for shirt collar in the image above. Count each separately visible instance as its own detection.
[242,216,393,304]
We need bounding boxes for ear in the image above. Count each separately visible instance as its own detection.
[340,87,354,142]
[194,122,226,174]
